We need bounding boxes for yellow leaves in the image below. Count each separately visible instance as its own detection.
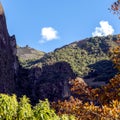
[51,45,120,119]
[110,46,120,70]
[104,100,120,119]
[112,100,119,108]
[84,100,120,120]
[84,102,96,111]
[111,46,120,53]
[52,97,120,120]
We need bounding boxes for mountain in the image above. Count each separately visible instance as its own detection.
[17,45,45,67]
[0,2,76,103]
[0,2,119,103]
[0,1,120,110]
[19,35,118,84]
[0,3,18,93]
[15,35,120,103]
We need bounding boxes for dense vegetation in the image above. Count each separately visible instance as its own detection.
[0,94,75,120]
[5,1,119,119]
[18,35,118,83]
[51,46,120,120]
[42,36,117,78]
[1,45,120,119]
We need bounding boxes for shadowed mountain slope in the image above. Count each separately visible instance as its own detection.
[19,35,118,84]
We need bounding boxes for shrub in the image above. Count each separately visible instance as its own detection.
[17,95,33,120]
[0,94,18,120]
[33,99,60,120]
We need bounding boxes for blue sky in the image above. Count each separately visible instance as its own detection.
[1,0,120,52]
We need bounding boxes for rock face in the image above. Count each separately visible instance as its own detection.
[34,62,75,101]
[0,3,18,93]
[17,62,76,103]
[17,45,45,62]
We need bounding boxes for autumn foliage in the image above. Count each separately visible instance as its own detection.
[34,1,120,119]
[110,0,120,19]
[52,39,120,119]
[1,1,120,120]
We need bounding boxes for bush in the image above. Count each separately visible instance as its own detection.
[60,114,75,120]
[17,95,33,120]
[0,94,18,120]
[33,99,60,120]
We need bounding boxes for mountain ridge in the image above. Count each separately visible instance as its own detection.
[17,45,45,67]
[0,3,18,94]
[17,35,119,91]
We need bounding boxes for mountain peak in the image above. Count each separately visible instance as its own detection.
[0,3,4,15]
[0,2,18,93]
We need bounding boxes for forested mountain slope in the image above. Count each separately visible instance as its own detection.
[19,35,119,83]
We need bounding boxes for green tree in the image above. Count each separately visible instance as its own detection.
[33,99,60,120]
[0,94,18,120]
[17,95,33,120]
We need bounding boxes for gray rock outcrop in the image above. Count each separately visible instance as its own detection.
[0,3,18,93]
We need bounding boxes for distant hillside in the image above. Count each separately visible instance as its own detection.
[21,35,119,83]
[17,45,45,67]
[16,35,120,103]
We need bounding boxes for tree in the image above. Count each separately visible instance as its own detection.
[33,99,60,120]
[110,0,120,18]
[17,95,33,120]
[0,94,18,120]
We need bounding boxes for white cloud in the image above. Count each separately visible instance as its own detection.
[39,27,59,43]
[92,21,114,37]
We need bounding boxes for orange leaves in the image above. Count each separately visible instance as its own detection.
[52,72,120,119]
[70,77,91,101]
[51,44,120,119]
[106,100,120,119]
[111,1,120,11]
[90,74,120,105]
[110,45,120,70]
[110,1,120,18]
[52,96,83,119]
[52,97,120,120]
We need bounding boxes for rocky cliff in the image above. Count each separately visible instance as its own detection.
[0,3,75,102]
[0,2,118,104]
[17,62,76,103]
[0,3,18,93]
